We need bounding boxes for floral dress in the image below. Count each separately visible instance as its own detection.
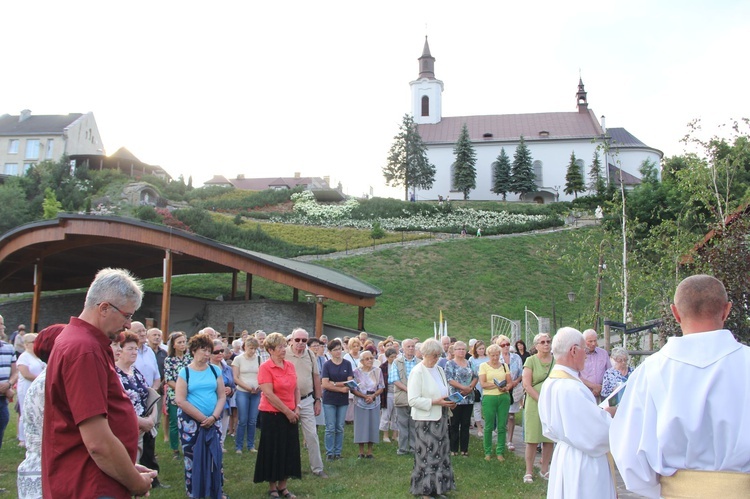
[17,370,46,499]
[164,354,192,404]
[445,360,476,405]
[115,366,150,417]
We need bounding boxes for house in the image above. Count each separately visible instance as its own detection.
[0,110,103,177]
[411,38,663,203]
[204,173,345,201]
[0,111,171,181]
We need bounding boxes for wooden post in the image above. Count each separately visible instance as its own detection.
[358,306,365,331]
[30,262,42,333]
[315,295,325,338]
[231,271,238,300]
[293,288,299,302]
[245,273,252,301]
[160,249,173,335]
[603,320,611,352]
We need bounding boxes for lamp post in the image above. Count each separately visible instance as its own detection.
[593,239,612,331]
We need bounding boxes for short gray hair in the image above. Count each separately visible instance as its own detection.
[84,268,143,310]
[533,332,551,345]
[610,346,629,362]
[551,327,583,358]
[419,338,443,357]
[582,328,598,340]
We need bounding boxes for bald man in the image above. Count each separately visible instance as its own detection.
[610,275,750,498]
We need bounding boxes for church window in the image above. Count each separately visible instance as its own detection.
[421,95,429,117]
[533,160,543,186]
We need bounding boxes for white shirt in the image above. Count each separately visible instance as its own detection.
[539,365,615,499]
[610,329,750,499]
[134,343,160,387]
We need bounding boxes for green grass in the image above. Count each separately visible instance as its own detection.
[0,416,547,498]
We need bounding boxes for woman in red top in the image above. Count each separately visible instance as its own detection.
[252,332,301,499]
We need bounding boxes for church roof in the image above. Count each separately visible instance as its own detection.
[0,112,84,135]
[607,127,652,149]
[417,108,604,144]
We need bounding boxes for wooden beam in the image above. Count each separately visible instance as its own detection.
[231,270,238,300]
[293,288,299,302]
[358,306,365,331]
[315,295,325,338]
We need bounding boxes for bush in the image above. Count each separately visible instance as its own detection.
[370,221,385,239]
[190,187,302,212]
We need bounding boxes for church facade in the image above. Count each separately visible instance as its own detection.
[411,38,662,203]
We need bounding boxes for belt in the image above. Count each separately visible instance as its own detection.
[661,469,750,498]
[300,391,314,400]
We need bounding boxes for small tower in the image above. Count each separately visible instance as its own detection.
[410,36,443,124]
[576,77,588,113]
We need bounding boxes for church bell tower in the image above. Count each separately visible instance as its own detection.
[410,36,443,124]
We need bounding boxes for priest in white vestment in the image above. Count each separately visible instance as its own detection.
[610,274,750,499]
[539,327,616,499]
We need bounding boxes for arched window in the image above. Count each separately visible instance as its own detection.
[575,159,586,178]
[421,95,429,117]
[533,160,543,186]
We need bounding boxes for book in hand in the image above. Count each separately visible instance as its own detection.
[599,381,627,408]
[343,380,359,391]
[444,392,467,404]
[493,378,507,389]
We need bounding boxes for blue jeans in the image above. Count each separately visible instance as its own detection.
[0,397,7,450]
[234,390,260,451]
[323,403,347,457]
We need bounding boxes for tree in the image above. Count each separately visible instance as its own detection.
[452,124,477,200]
[0,179,32,233]
[510,136,536,199]
[383,114,436,201]
[42,187,62,219]
[588,150,606,196]
[491,147,512,200]
[564,151,585,198]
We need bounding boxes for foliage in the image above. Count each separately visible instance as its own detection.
[588,150,606,196]
[189,186,300,212]
[564,151,585,198]
[692,215,750,344]
[0,179,32,234]
[42,188,62,219]
[382,114,436,200]
[451,124,477,200]
[290,191,359,221]
[370,221,385,239]
[491,147,512,201]
[510,136,536,199]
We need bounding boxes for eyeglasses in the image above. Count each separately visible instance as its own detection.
[293,338,308,343]
[213,349,224,354]
[538,340,551,345]
[499,343,510,347]
[103,302,134,321]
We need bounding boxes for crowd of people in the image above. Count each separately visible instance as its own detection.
[1,272,749,498]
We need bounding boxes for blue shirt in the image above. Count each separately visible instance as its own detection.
[178,365,219,417]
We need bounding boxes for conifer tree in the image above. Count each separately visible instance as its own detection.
[588,150,606,196]
[564,151,585,198]
[510,136,536,199]
[491,147,512,201]
[452,124,477,200]
[383,114,436,201]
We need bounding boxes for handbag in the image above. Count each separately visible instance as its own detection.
[472,387,482,402]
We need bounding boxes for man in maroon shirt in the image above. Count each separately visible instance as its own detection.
[42,268,156,498]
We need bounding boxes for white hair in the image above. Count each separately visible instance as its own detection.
[551,327,584,358]
[582,328,598,340]
[84,268,143,310]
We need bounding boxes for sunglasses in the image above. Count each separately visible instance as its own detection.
[499,343,510,347]
[213,349,225,354]
[538,340,551,345]
[293,338,308,343]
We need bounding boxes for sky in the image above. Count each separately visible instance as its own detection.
[4,1,749,198]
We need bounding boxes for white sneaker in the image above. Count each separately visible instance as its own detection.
[383,437,391,443]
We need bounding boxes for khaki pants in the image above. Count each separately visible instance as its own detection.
[298,395,324,473]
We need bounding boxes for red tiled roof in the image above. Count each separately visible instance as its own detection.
[417,109,603,144]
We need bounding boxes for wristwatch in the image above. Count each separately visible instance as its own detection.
[315,397,322,402]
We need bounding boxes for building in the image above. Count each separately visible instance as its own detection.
[411,38,662,203]
[204,173,345,201]
[0,110,103,177]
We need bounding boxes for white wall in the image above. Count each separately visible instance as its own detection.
[64,112,105,156]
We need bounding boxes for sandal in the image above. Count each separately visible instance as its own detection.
[507,442,515,451]
[540,471,550,480]
[523,473,533,484]
[461,452,469,457]
[484,455,491,461]
[278,489,296,499]
[268,491,280,498]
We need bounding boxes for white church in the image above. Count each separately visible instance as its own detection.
[411,38,663,203]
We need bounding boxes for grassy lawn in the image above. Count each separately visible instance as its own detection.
[0,416,547,498]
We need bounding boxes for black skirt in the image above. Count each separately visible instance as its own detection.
[253,411,302,483]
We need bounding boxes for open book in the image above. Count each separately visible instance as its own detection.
[599,381,627,408]
[343,380,359,391]
[493,378,507,389]
[444,391,468,404]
